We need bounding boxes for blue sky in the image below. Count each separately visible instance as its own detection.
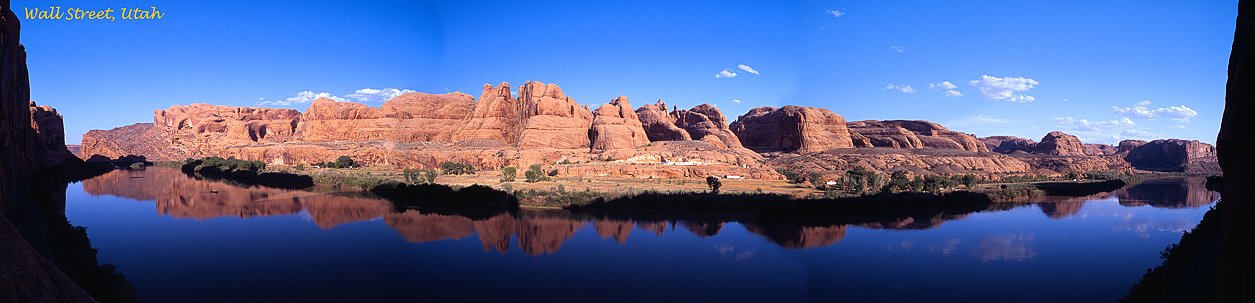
[19,0,1236,144]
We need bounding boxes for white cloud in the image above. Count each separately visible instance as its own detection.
[969,75,1039,103]
[736,64,759,75]
[884,83,916,94]
[715,69,738,78]
[1112,100,1199,122]
[1053,116,1154,143]
[732,99,742,104]
[260,91,348,106]
[929,81,963,97]
[889,45,908,53]
[346,88,416,102]
[826,9,844,17]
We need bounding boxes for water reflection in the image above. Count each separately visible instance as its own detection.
[80,168,1219,256]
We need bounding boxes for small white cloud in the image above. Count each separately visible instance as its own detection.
[1112,100,1199,122]
[826,9,844,17]
[731,99,742,104]
[260,91,348,106]
[929,81,963,97]
[1053,116,1153,143]
[885,83,916,94]
[736,64,759,75]
[346,88,416,102]
[889,45,908,53]
[969,75,1039,103]
[715,69,738,78]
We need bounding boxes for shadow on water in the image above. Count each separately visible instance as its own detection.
[74,167,1218,255]
[7,162,137,302]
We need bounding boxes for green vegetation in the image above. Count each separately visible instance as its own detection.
[776,168,804,184]
[183,157,266,174]
[441,161,476,175]
[128,162,146,170]
[402,168,438,185]
[524,164,550,183]
[314,156,357,169]
[500,166,517,182]
[705,176,722,194]
[1083,170,1125,180]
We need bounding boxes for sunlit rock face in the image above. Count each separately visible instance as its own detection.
[847,120,988,152]
[589,96,650,151]
[1123,139,1221,173]
[730,106,854,153]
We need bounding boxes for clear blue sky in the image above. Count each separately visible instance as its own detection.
[19,0,1237,144]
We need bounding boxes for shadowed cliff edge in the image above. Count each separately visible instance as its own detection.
[1218,0,1255,300]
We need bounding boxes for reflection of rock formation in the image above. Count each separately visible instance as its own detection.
[301,196,393,229]
[1115,178,1220,209]
[473,214,516,254]
[682,221,724,238]
[384,211,476,243]
[594,220,635,244]
[516,214,586,255]
[1037,202,1085,219]
[743,224,847,249]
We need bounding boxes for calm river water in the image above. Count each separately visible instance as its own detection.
[64,167,1217,302]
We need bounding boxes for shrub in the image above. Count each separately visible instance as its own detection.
[402,168,438,185]
[706,176,722,194]
[525,164,550,183]
[1084,170,1124,180]
[293,164,305,171]
[129,162,146,170]
[806,171,825,187]
[441,161,475,175]
[500,166,517,182]
[777,168,804,184]
[889,170,910,192]
[335,156,355,168]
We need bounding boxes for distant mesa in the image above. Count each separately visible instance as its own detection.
[78,81,1221,179]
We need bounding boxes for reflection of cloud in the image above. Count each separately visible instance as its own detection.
[735,251,755,261]
[886,240,915,251]
[714,244,734,254]
[714,244,756,261]
[976,234,1037,262]
[929,238,962,256]
[1113,218,1197,239]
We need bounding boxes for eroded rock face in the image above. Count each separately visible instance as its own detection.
[300,92,474,143]
[848,120,988,152]
[730,106,854,153]
[1124,139,1221,173]
[1034,131,1087,156]
[636,100,690,142]
[517,81,593,149]
[1084,144,1118,156]
[1117,140,1147,155]
[589,96,650,151]
[981,136,1037,154]
[454,82,520,146]
[672,104,742,149]
[28,102,77,167]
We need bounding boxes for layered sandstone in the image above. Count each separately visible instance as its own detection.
[516,81,593,149]
[729,106,854,153]
[453,83,520,146]
[299,92,474,143]
[980,136,1036,153]
[847,120,988,152]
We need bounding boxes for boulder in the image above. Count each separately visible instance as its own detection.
[730,106,854,153]
[589,96,650,151]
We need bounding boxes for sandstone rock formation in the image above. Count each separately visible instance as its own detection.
[980,136,1036,153]
[847,120,988,152]
[671,104,743,149]
[636,100,690,142]
[1034,131,1087,156]
[1116,140,1148,155]
[589,96,650,151]
[1124,139,1221,173]
[453,82,519,146]
[299,92,474,143]
[1,1,97,299]
[729,106,854,153]
[516,81,593,149]
[1084,144,1118,156]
